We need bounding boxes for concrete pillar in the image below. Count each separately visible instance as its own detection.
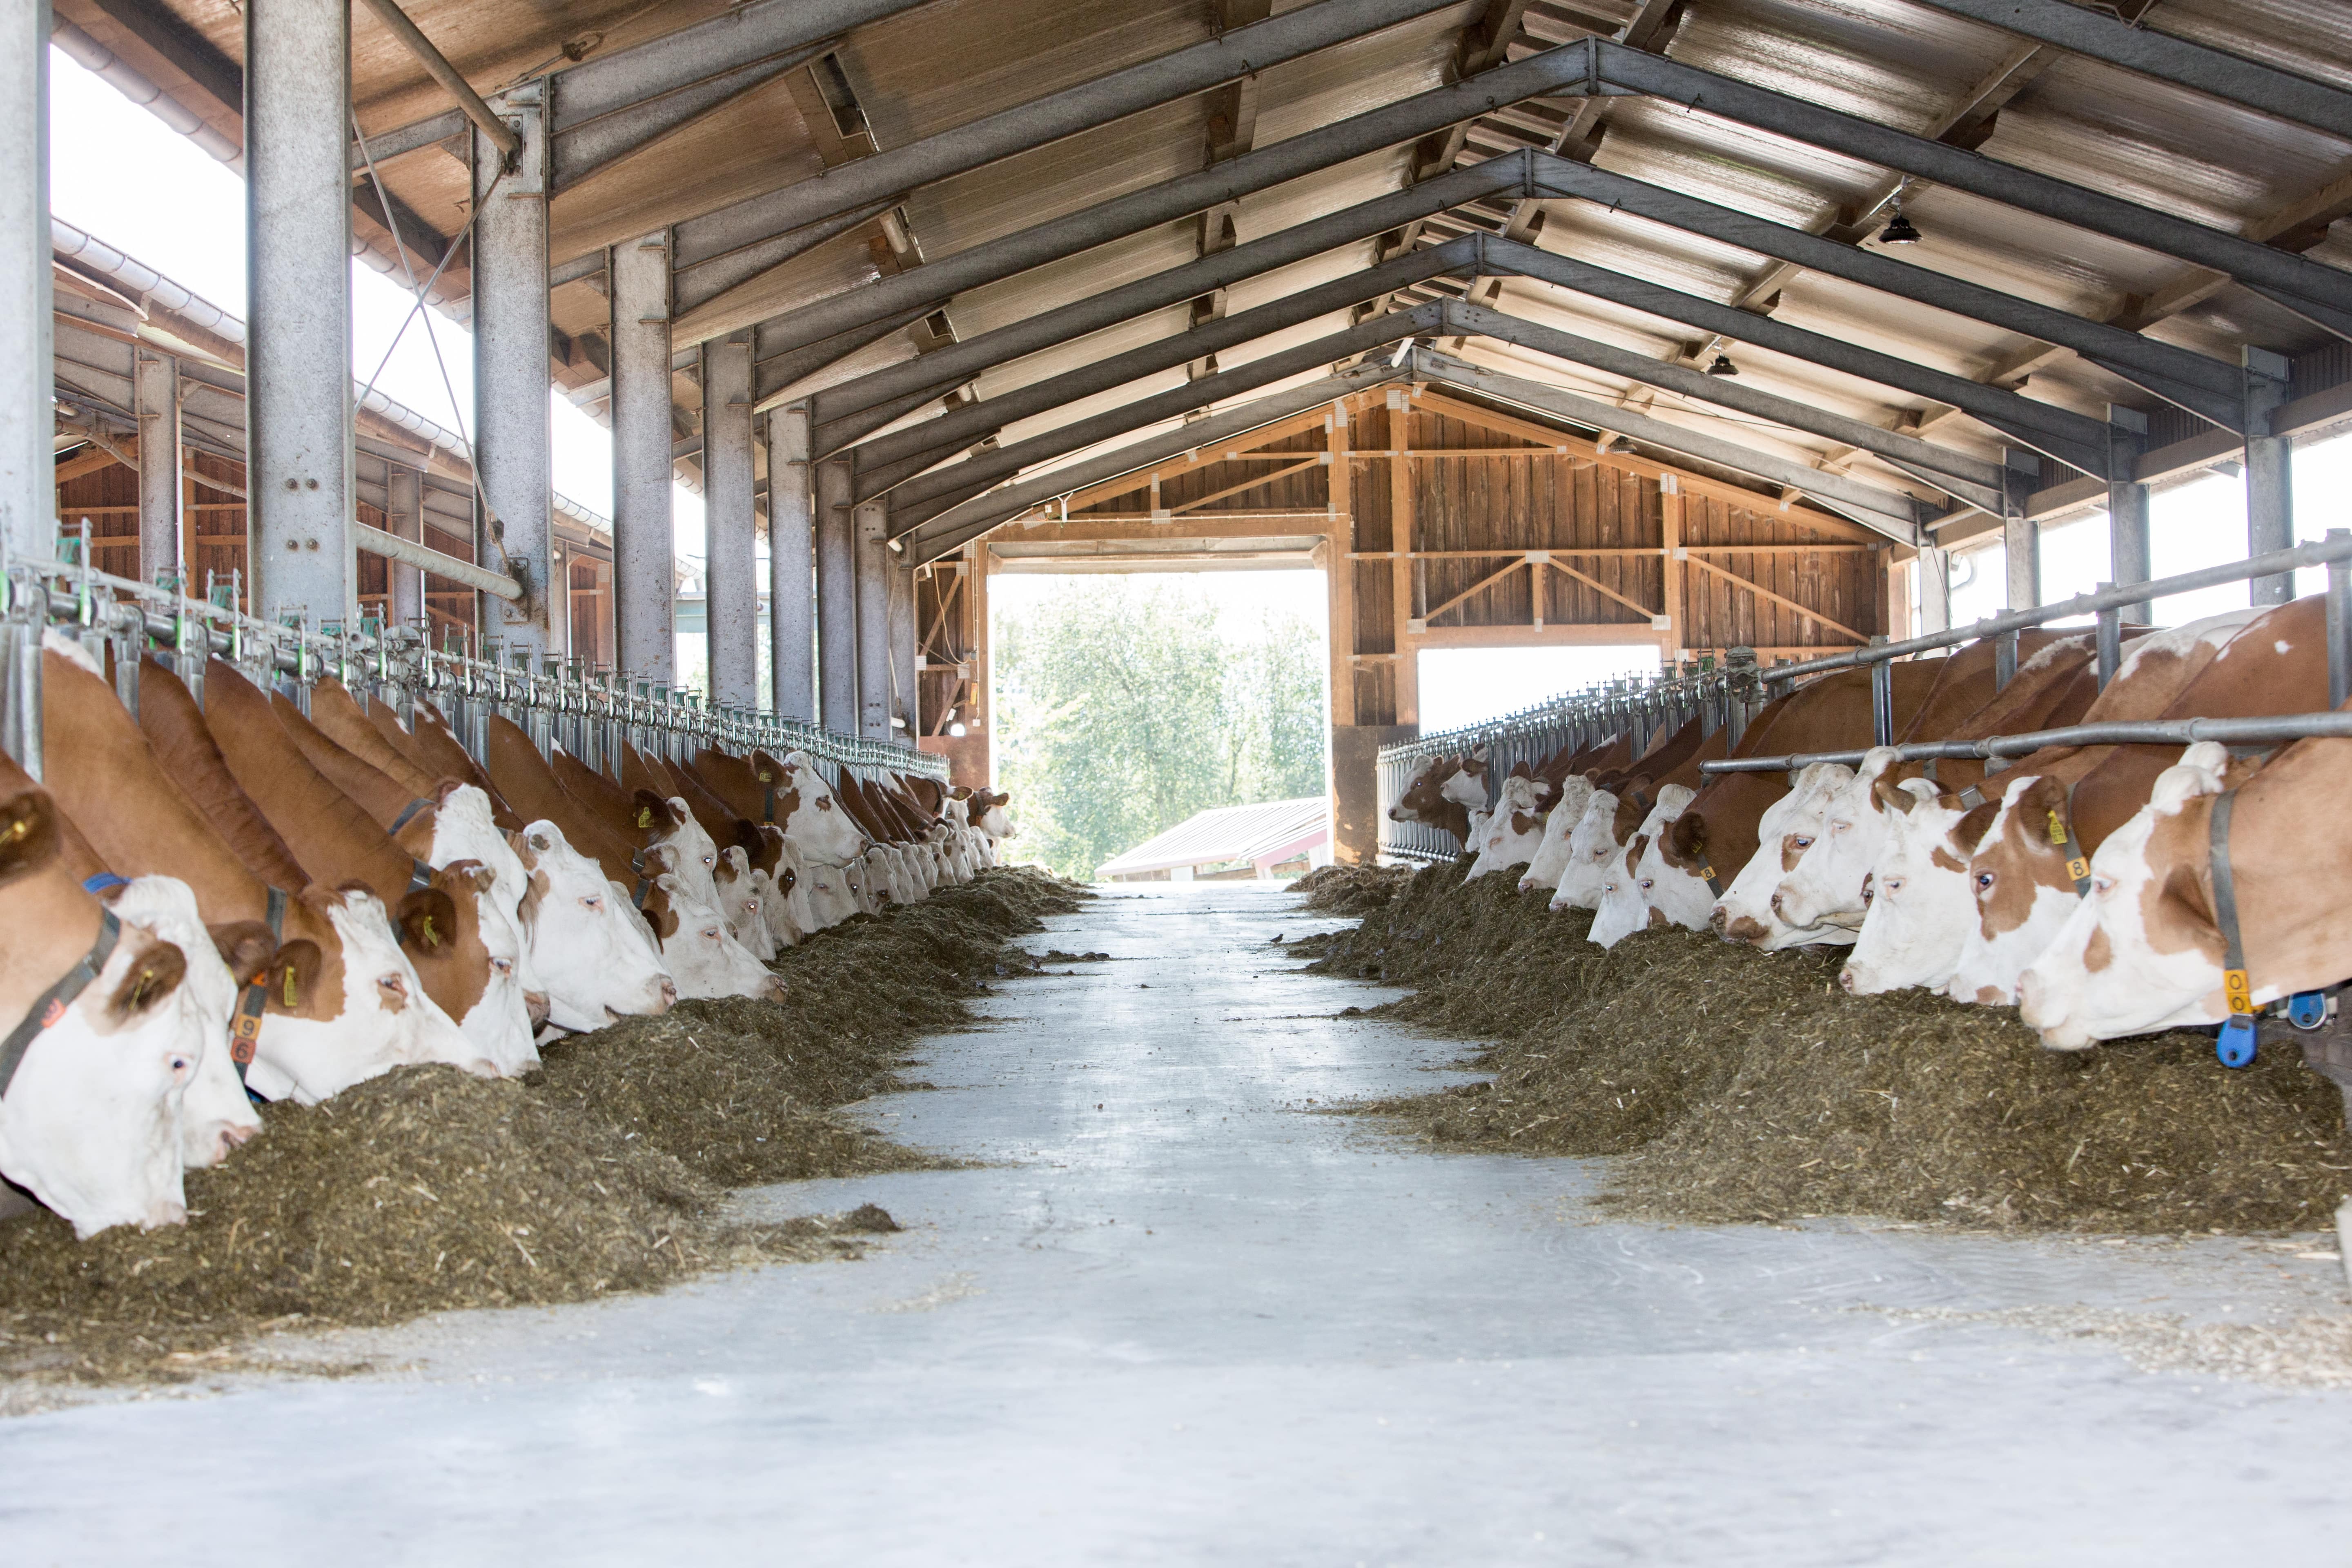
[133,348,181,585]
[702,332,758,710]
[2002,446,2040,611]
[246,0,354,630]
[2244,345,2295,607]
[472,85,553,654]
[816,456,858,731]
[854,499,891,739]
[767,404,816,721]
[888,553,918,736]
[1,1,51,561]
[611,230,675,686]
[2106,405,2151,624]
[387,466,425,631]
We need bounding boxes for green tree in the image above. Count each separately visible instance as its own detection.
[993,579,1327,879]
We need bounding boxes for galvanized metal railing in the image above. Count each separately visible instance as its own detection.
[0,538,948,796]
[1700,529,2352,778]
[1376,655,1769,864]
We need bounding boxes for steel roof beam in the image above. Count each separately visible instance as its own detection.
[1904,0,2352,144]
[550,42,835,191]
[1410,346,1929,540]
[549,0,926,129]
[663,0,1466,299]
[1525,151,2249,431]
[1480,237,2116,476]
[1451,300,2006,510]
[736,36,1636,367]
[808,160,1530,444]
[753,306,936,404]
[842,241,1477,485]
[1586,41,2352,344]
[886,306,1443,528]
[905,363,1408,564]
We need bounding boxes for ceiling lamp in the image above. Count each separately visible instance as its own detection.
[1878,206,1922,245]
[1706,354,1738,377]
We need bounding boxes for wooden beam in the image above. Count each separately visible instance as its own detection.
[1042,405,1336,514]
[1168,455,1326,515]
[1421,557,1529,626]
[1539,557,1656,624]
[1682,553,1867,644]
[1659,476,1685,659]
[1326,404,1357,730]
[1389,390,1419,725]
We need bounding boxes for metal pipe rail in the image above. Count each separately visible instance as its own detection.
[1699,711,2352,776]
[0,543,947,793]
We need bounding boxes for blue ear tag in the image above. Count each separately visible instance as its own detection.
[82,872,129,895]
[2287,991,2330,1031]
[2216,1014,2258,1069]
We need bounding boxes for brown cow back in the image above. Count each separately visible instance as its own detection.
[272,692,425,834]
[484,718,642,885]
[135,656,312,891]
[308,678,442,797]
[406,702,517,826]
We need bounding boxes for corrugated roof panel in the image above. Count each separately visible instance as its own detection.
[1096,796,1330,877]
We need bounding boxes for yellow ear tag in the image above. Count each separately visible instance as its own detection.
[2223,967,2253,1015]
[757,771,771,783]
[129,968,154,1009]
[637,807,652,829]
[421,915,439,949]
[2045,809,2067,845]
[0,818,25,844]
[283,965,299,1007]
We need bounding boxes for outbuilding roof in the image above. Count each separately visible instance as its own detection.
[1097,796,1332,878]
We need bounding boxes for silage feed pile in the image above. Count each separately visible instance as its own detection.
[1293,863,1414,916]
[0,868,1087,1383]
[1309,864,2350,1235]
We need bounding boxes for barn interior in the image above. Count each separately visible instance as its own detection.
[9,0,2352,1555]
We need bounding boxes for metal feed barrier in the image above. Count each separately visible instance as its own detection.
[1376,655,1773,864]
[1372,530,2352,865]
[1698,528,2352,777]
[0,534,947,799]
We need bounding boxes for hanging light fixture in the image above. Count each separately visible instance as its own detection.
[1878,205,1922,245]
[1706,354,1738,377]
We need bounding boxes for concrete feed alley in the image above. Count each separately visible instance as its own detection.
[4,882,2352,1564]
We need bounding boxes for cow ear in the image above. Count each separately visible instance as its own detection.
[396,887,459,954]
[208,920,279,983]
[1667,810,1706,860]
[107,933,187,1022]
[631,789,673,831]
[0,789,61,889]
[1872,776,1916,815]
[1953,802,1999,855]
[266,940,324,1014]
[733,819,763,854]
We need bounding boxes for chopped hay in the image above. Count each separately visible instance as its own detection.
[0,868,1087,1384]
[1294,862,1415,916]
[1313,864,2352,1235]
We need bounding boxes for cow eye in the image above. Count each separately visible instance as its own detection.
[490,957,514,977]
[1638,879,1653,892]
[1974,871,1996,893]
[581,894,604,911]
[1794,835,1814,850]
[1882,878,1902,896]
[2092,873,2116,897]
[704,927,723,941]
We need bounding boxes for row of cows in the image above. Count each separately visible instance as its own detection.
[1392,590,2343,1060]
[0,630,1016,1238]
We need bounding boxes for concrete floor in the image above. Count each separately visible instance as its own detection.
[6,882,2352,1565]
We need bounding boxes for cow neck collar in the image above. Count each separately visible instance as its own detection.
[2208,788,2260,1066]
[0,909,122,1097]
[229,889,290,1084]
[2043,782,2092,898]
[1919,757,1985,810]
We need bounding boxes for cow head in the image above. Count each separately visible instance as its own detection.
[1549,790,1624,911]
[1520,776,1596,895]
[2018,745,2234,1049]
[778,752,869,864]
[512,823,676,1029]
[1389,757,1461,825]
[712,846,778,961]
[399,861,539,1076]
[1839,786,1993,996]
[1712,762,1854,947]
[103,873,262,1168]
[1589,786,1702,944]
[797,854,862,931]
[1465,773,1547,882]
[421,782,548,1025]
[0,792,205,1236]
[644,872,787,1001]
[1945,773,2096,1007]
[1770,751,1918,938]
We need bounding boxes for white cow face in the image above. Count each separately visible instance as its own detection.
[1520,776,1595,895]
[1839,791,1984,996]
[1550,791,1623,911]
[2018,748,2233,1050]
[513,824,675,1031]
[425,784,548,1024]
[1945,773,2095,1008]
[779,751,869,864]
[647,874,786,1001]
[432,864,540,1077]
[1588,786,1699,947]
[0,916,203,1237]
[713,847,777,961]
[1771,751,1913,937]
[1713,762,1853,947]
[798,856,861,931]
[1466,774,1548,881]
[105,874,261,1167]
[651,796,724,909]
[242,889,494,1105]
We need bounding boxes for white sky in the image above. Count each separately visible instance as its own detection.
[48,47,706,556]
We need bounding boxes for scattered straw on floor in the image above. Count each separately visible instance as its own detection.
[1310,862,2351,1235]
[1875,1304,2352,1389]
[0,868,1087,1384]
